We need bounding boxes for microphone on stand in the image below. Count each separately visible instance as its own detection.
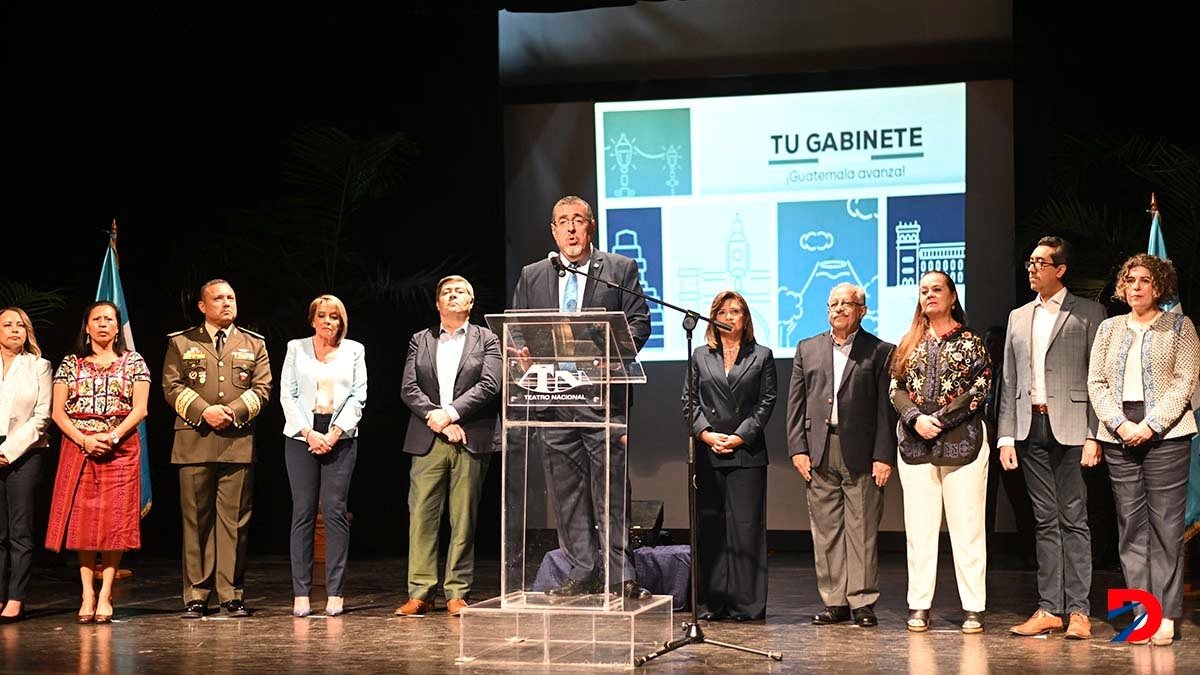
[548,251,567,277]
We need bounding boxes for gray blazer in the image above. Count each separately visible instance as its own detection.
[786,330,897,475]
[997,291,1106,446]
[401,323,502,455]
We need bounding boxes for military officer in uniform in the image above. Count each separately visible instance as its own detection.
[162,279,271,618]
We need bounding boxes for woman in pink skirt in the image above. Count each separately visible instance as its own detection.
[46,301,149,624]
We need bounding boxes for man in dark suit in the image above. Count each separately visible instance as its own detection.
[162,279,272,619]
[397,275,502,617]
[998,236,1105,640]
[786,282,896,628]
[510,195,651,600]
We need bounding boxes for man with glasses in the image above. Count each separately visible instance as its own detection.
[998,236,1106,640]
[510,195,652,600]
[786,282,896,627]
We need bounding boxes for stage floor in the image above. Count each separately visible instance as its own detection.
[2,551,1194,673]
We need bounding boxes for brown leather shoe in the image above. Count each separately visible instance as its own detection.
[447,598,469,616]
[1064,612,1092,640]
[1008,609,1064,636]
[394,598,433,617]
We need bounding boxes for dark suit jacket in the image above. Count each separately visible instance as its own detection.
[786,330,896,475]
[510,249,651,352]
[401,322,502,455]
[684,342,777,469]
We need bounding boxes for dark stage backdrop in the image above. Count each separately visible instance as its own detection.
[6,7,507,557]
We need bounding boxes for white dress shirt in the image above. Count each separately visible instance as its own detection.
[437,324,467,421]
[998,287,1067,449]
[830,330,857,426]
[1029,286,1067,406]
[557,247,592,311]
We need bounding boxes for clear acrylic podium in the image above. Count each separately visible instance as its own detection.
[458,310,672,668]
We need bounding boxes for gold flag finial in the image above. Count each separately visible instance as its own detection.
[1150,192,1158,215]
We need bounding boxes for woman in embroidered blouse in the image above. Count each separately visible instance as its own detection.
[46,301,150,624]
[1087,254,1199,646]
[0,308,53,623]
[889,270,992,635]
[280,295,367,618]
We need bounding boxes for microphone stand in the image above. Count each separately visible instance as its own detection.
[555,259,783,666]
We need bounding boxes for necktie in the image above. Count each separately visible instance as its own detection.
[215,329,226,355]
[562,262,579,312]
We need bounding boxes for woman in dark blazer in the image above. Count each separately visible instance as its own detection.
[683,290,777,621]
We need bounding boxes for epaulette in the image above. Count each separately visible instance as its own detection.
[167,326,197,338]
[240,327,266,340]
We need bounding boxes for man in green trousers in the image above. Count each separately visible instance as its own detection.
[397,275,501,617]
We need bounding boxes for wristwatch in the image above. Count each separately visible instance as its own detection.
[109,432,120,446]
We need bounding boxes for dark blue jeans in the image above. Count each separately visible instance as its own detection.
[285,437,357,597]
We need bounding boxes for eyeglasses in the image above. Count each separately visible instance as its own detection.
[1023,259,1060,271]
[553,216,590,228]
[827,300,865,311]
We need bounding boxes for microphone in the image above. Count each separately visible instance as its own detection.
[548,251,567,277]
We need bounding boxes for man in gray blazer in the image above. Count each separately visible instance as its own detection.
[998,236,1106,640]
[397,275,502,617]
[786,283,896,628]
[510,195,651,600]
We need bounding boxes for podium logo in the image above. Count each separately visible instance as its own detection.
[517,364,593,394]
[1107,588,1163,642]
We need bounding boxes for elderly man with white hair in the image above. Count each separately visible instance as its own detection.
[786,282,897,628]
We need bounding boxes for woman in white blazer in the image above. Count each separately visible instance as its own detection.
[280,295,367,618]
[0,308,53,623]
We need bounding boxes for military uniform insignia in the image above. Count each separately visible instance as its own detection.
[183,348,205,360]
[238,369,249,384]
[232,348,255,361]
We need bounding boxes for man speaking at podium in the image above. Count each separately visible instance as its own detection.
[511,195,652,600]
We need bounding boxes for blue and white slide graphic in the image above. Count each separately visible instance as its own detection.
[777,199,878,348]
[595,83,966,361]
[607,208,665,349]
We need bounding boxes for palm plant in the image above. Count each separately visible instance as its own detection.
[1020,134,1200,314]
[0,281,68,325]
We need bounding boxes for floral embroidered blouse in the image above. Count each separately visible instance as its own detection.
[54,352,151,432]
[889,325,992,465]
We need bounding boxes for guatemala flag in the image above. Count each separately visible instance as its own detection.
[95,222,153,517]
[1148,207,1200,541]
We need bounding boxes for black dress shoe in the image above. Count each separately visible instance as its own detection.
[812,605,851,625]
[546,577,601,597]
[181,601,206,620]
[852,606,878,627]
[0,611,26,624]
[220,600,250,618]
[618,580,652,601]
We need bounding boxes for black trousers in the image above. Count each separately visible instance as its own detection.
[1019,412,1091,614]
[540,423,634,586]
[696,459,767,619]
[284,437,357,597]
[0,447,45,602]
